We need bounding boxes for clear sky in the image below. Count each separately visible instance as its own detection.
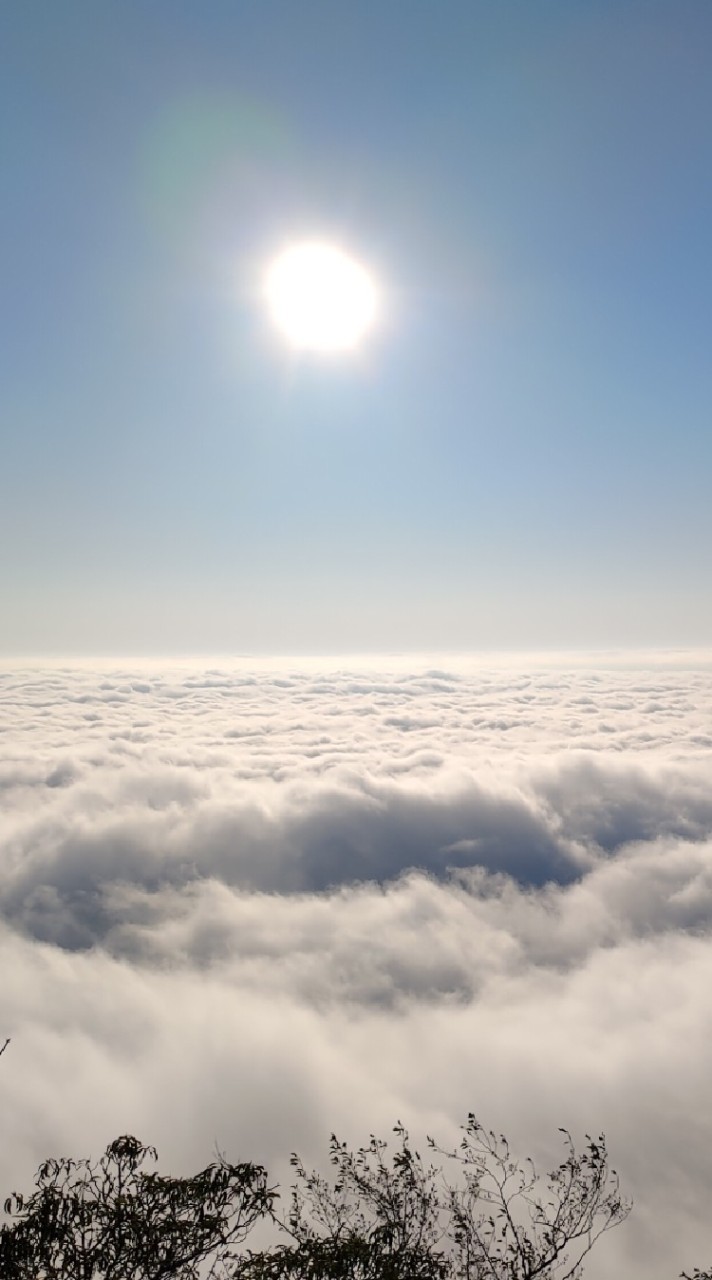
[2,0,711,655]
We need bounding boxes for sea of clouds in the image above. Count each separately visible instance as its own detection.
[2,652,712,1278]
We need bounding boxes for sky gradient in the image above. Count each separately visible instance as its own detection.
[3,1,712,654]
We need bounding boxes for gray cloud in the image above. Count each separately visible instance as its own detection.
[2,655,712,1280]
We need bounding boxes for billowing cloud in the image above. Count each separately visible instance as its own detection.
[1,655,712,1280]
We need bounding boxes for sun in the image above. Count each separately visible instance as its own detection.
[264,241,379,351]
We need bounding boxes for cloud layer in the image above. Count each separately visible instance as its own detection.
[2,654,712,1279]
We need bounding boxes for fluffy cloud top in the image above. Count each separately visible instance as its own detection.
[1,654,712,1280]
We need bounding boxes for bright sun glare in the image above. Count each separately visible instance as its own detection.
[264,242,378,351]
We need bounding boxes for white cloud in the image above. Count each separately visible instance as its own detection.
[1,654,712,1279]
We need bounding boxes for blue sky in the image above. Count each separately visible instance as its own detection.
[2,0,711,654]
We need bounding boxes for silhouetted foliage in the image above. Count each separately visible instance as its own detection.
[0,1134,275,1280]
[433,1117,628,1280]
[245,1116,630,1280]
[246,1123,446,1280]
[1,1037,710,1277]
[1,1100,676,1280]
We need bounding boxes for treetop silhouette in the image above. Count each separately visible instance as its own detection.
[0,1114,631,1280]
